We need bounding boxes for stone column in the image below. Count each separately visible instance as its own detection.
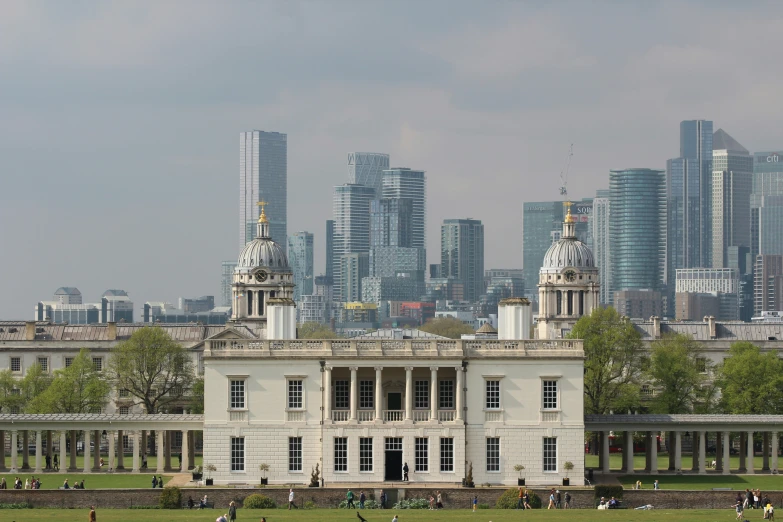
[83,430,91,473]
[747,431,755,474]
[59,431,67,474]
[374,367,383,421]
[404,366,413,421]
[117,430,125,470]
[624,431,634,473]
[722,432,731,475]
[601,431,610,473]
[0,431,5,470]
[668,431,676,471]
[691,432,698,472]
[141,430,148,459]
[349,367,358,421]
[455,366,464,422]
[188,431,195,470]
[772,432,779,473]
[698,431,706,475]
[181,430,190,471]
[763,432,770,471]
[108,431,116,471]
[34,430,43,473]
[156,431,165,473]
[164,431,172,471]
[649,431,658,474]
[46,431,52,468]
[10,430,18,472]
[739,432,747,472]
[674,431,682,471]
[132,431,140,473]
[93,430,100,471]
[324,366,332,421]
[69,431,77,471]
[22,431,29,469]
[716,432,723,472]
[430,367,438,421]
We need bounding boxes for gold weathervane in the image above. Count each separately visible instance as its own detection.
[563,201,575,223]
[257,200,269,223]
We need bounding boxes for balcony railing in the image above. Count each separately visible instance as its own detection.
[228,411,247,422]
[287,411,305,422]
[332,410,350,422]
[438,410,456,422]
[413,410,430,422]
[485,410,503,422]
[327,409,458,423]
[358,410,375,422]
[384,410,404,422]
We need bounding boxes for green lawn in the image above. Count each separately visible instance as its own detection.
[618,473,783,491]
[586,453,769,471]
[1,454,202,471]
[0,508,749,522]
[0,473,173,490]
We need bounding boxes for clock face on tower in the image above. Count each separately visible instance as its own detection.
[255,270,268,282]
[564,269,576,282]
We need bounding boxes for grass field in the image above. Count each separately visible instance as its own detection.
[586,453,769,471]
[1,454,203,470]
[0,472,173,489]
[0,508,750,522]
[618,473,783,491]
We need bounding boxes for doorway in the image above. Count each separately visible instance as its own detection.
[388,392,402,411]
[385,437,403,481]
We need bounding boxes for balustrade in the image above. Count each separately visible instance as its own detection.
[438,410,456,422]
[357,410,375,422]
[485,410,503,422]
[332,410,350,422]
[286,411,305,422]
[412,410,430,422]
[384,410,404,422]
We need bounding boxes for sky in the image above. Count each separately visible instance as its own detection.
[1,1,782,319]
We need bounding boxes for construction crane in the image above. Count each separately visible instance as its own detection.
[559,144,573,198]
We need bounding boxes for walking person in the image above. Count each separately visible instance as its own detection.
[288,489,296,510]
[45,453,51,470]
[472,495,478,512]
[516,487,524,510]
[547,489,556,509]
[734,499,744,520]
[523,490,532,510]
[436,491,443,509]
[53,453,59,471]
[89,505,97,522]
[360,490,366,509]
[402,462,409,481]
[556,490,562,509]
[564,491,572,509]
[380,489,387,509]
[158,475,163,488]
[228,501,237,521]
[152,475,158,488]
[347,489,355,509]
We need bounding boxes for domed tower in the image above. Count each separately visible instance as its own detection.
[232,201,296,338]
[537,202,600,339]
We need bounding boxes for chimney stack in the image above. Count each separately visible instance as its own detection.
[25,321,36,341]
[498,298,532,340]
[107,321,117,341]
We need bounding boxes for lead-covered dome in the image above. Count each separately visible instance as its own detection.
[237,238,289,269]
[542,239,594,269]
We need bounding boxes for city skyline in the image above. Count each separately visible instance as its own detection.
[2,2,783,317]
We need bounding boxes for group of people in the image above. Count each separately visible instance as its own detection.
[598,496,621,509]
[43,453,59,470]
[633,479,660,490]
[213,501,238,522]
[62,478,86,489]
[735,489,774,520]
[150,475,164,488]
[427,491,444,510]
[546,488,571,509]
[0,476,43,489]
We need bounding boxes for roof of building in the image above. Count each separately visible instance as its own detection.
[542,237,595,269]
[102,289,129,297]
[0,322,235,342]
[237,238,289,271]
[713,128,748,154]
[633,320,783,341]
[54,287,81,295]
[476,323,497,334]
[0,413,205,422]
[350,328,449,340]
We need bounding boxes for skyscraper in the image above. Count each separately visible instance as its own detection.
[679,119,714,267]
[609,169,667,301]
[288,232,314,302]
[325,220,335,280]
[712,129,752,268]
[590,189,611,305]
[522,202,564,299]
[751,150,783,258]
[382,168,426,253]
[370,198,413,248]
[347,153,390,198]
[332,184,376,301]
[441,218,485,302]
[754,254,783,314]
[221,261,238,307]
[239,130,287,246]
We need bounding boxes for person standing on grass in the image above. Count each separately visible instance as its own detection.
[54,453,59,471]
[88,505,96,522]
[288,489,296,509]
[653,479,660,490]
[380,489,387,509]
[472,495,478,512]
[547,489,556,509]
[516,487,524,510]
[437,491,443,509]
[564,491,572,509]
[360,490,366,509]
[734,499,744,520]
[152,475,158,488]
[347,489,356,509]
[523,490,532,510]
[229,501,237,521]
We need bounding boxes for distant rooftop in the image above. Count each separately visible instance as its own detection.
[713,128,748,154]
[350,328,449,340]
[54,287,81,295]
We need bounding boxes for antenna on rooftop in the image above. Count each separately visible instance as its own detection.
[559,144,573,198]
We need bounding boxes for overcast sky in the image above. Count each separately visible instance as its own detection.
[1,1,782,318]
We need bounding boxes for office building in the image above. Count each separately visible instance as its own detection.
[100,290,134,323]
[325,220,335,280]
[239,130,287,246]
[340,253,370,303]
[674,268,740,321]
[441,218,484,302]
[361,276,423,311]
[53,287,82,305]
[143,302,229,325]
[755,195,783,256]
[34,289,133,324]
[288,231,314,302]
[613,289,663,319]
[178,295,215,314]
[332,184,375,301]
[370,198,413,248]
[712,129,752,268]
[590,190,611,305]
[314,275,335,303]
[382,168,426,252]
[680,119,714,267]
[298,294,330,325]
[347,152,390,198]
[609,169,667,302]
[221,261,238,307]
[34,302,99,324]
[753,150,783,196]
[754,255,783,315]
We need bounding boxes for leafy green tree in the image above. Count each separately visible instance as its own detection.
[108,326,195,414]
[190,377,204,414]
[20,362,53,408]
[27,349,110,413]
[297,322,343,339]
[417,317,475,339]
[569,307,644,414]
[646,333,715,414]
[717,341,783,414]
[0,369,25,413]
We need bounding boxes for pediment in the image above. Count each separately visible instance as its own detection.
[205,326,255,341]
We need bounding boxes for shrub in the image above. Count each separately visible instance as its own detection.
[338,499,380,509]
[304,500,316,510]
[393,498,431,509]
[244,494,277,509]
[594,485,623,500]
[159,487,182,509]
[477,503,490,509]
[495,488,542,509]
[0,502,32,509]
[309,463,320,487]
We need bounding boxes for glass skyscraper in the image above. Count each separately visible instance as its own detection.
[221,261,238,307]
[609,169,667,297]
[677,120,713,267]
[712,129,752,268]
[441,218,485,302]
[239,130,287,246]
[590,189,611,305]
[522,202,563,299]
[382,168,426,253]
[370,198,413,248]
[332,184,376,302]
[348,152,390,198]
[288,231,314,302]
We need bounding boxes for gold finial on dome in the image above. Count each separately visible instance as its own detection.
[564,201,575,223]
[257,200,269,223]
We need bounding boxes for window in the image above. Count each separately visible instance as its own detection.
[415,437,429,472]
[439,380,454,409]
[385,437,402,450]
[92,357,103,372]
[334,437,348,472]
[10,357,20,372]
[230,379,246,409]
[440,438,454,472]
[415,380,429,409]
[359,438,373,472]
[288,379,303,409]
[231,437,245,471]
[37,357,48,372]
[11,388,20,396]
[64,357,74,368]
[118,388,129,398]
[543,437,557,472]
[289,437,302,471]
[542,380,558,410]
[359,380,374,409]
[119,406,130,415]
[485,380,500,409]
[334,380,349,409]
[486,438,500,472]
[696,357,708,374]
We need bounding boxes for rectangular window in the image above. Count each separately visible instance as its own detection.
[288,379,303,409]
[359,380,374,409]
[37,357,48,372]
[385,437,402,451]
[11,388,20,396]
[334,437,348,472]
[118,388,129,398]
[696,357,707,373]
[415,437,429,472]
[415,380,429,409]
[440,438,454,472]
[543,437,557,472]
[230,379,246,409]
[230,437,245,472]
[92,357,103,372]
[334,380,349,409]
[64,357,74,368]
[289,437,302,472]
[485,380,500,409]
[542,380,558,410]
[439,380,454,409]
[486,438,500,472]
[10,357,20,372]
[359,437,373,472]
[119,406,130,415]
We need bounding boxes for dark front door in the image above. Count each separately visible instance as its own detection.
[385,451,403,480]
[388,392,402,411]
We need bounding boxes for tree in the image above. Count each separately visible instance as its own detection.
[27,349,110,413]
[569,307,644,415]
[717,341,783,414]
[417,317,475,339]
[297,322,343,339]
[646,333,715,414]
[0,369,25,413]
[108,326,195,414]
[190,377,204,414]
[20,362,53,408]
